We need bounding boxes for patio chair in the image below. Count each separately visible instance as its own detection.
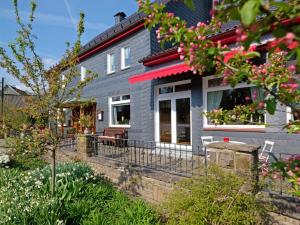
[201,136,214,152]
[259,140,275,163]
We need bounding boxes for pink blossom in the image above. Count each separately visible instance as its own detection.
[288,65,296,72]
[288,41,299,50]
[179,55,185,60]
[272,172,281,180]
[178,47,183,53]
[287,170,294,177]
[235,28,242,35]
[241,34,247,41]
[258,101,265,109]
[252,91,257,100]
[286,32,295,40]
[245,96,251,101]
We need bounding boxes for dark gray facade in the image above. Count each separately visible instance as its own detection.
[75,0,299,155]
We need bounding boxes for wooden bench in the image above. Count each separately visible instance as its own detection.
[98,127,126,145]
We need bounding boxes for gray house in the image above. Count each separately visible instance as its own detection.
[64,0,299,154]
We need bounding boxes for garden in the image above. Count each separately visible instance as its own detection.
[0,139,271,225]
[0,161,160,225]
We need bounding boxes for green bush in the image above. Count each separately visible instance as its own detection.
[0,163,160,225]
[5,135,46,170]
[162,166,269,225]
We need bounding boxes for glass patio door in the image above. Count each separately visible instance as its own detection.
[159,100,172,143]
[157,97,191,145]
[176,98,190,145]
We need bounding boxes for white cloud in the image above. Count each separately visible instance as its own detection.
[0,8,108,31]
[43,57,58,68]
[63,0,77,31]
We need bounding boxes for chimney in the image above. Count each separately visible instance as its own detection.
[114,12,126,24]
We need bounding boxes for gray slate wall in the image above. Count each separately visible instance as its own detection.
[77,28,152,140]
[151,0,212,54]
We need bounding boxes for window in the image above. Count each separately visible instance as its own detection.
[107,53,115,74]
[81,66,86,81]
[63,108,72,127]
[203,77,265,128]
[121,47,131,69]
[287,106,300,123]
[286,59,300,123]
[158,81,191,95]
[109,94,130,127]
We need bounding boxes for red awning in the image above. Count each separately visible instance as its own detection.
[129,63,191,84]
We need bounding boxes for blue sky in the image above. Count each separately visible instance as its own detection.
[0,0,138,89]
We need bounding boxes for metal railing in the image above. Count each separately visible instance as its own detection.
[260,152,296,196]
[89,136,207,177]
[59,137,77,152]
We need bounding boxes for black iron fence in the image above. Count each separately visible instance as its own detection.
[59,137,77,152]
[261,152,296,196]
[58,135,298,197]
[88,136,207,177]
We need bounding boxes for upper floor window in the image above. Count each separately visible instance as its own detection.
[81,66,87,81]
[121,47,131,69]
[107,53,115,74]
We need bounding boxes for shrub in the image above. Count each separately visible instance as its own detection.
[5,135,46,170]
[162,166,268,225]
[0,163,160,225]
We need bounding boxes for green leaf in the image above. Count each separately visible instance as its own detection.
[266,98,276,115]
[240,0,260,26]
[184,0,195,10]
[244,51,260,59]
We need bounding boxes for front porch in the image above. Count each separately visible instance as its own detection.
[60,98,97,137]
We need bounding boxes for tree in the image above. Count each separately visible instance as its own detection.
[137,0,300,194]
[0,0,96,195]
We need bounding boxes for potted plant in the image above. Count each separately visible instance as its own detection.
[79,114,93,134]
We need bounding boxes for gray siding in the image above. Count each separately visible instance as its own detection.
[151,0,212,53]
[78,28,152,140]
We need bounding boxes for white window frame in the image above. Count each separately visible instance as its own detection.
[287,107,294,123]
[109,95,131,128]
[81,66,86,81]
[154,80,192,145]
[203,76,266,129]
[107,53,115,74]
[121,47,130,70]
[286,59,299,124]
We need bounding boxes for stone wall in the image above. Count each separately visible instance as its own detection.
[206,142,259,176]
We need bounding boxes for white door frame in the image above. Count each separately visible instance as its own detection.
[154,80,192,145]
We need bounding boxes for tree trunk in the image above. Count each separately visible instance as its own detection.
[51,147,56,196]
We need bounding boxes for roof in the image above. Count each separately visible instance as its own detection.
[79,11,146,56]
[79,0,171,57]
[2,85,29,96]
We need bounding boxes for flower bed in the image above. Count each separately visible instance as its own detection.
[0,163,160,225]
